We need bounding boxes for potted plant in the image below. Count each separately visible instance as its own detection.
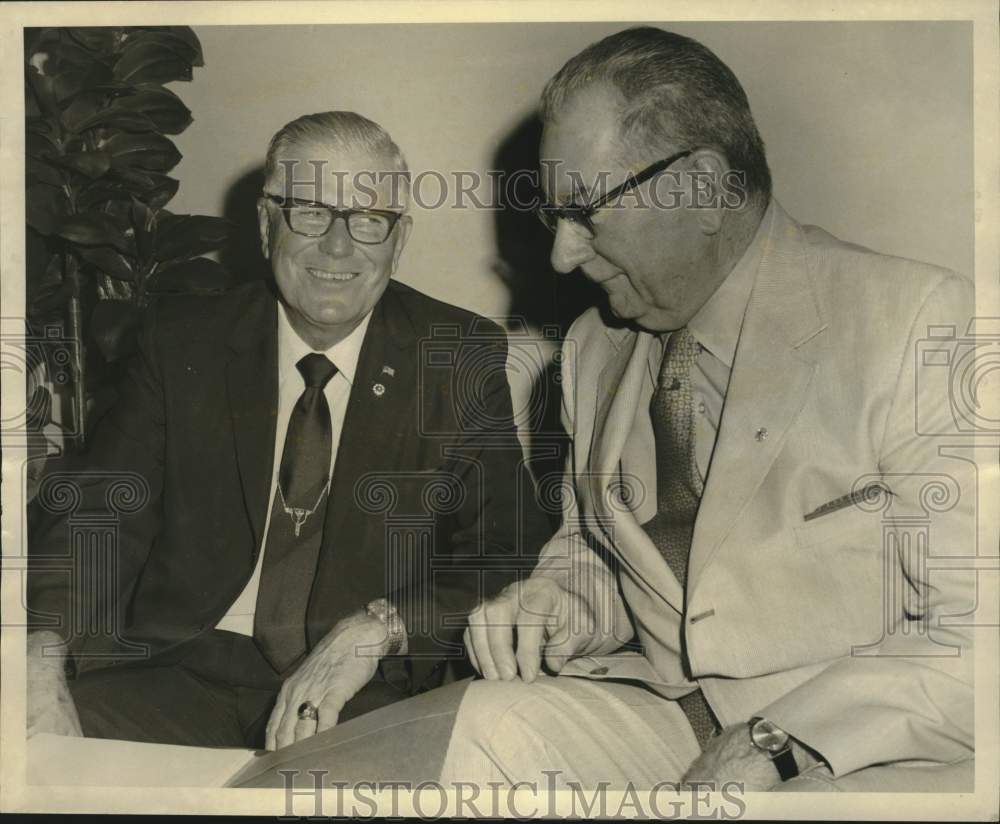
[25,25,236,452]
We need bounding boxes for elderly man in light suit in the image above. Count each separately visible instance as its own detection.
[456,27,977,792]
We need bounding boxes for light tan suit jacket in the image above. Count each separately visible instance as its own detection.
[534,200,976,778]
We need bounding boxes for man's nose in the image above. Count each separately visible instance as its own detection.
[549,220,595,274]
[318,217,354,256]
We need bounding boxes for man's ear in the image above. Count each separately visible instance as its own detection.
[257,199,271,260]
[688,149,728,236]
[390,214,413,275]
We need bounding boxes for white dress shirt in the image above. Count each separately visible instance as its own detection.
[646,203,773,482]
[215,304,372,636]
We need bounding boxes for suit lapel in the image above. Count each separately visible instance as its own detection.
[687,204,826,586]
[326,282,416,525]
[585,326,686,604]
[307,284,417,643]
[225,289,279,552]
[586,326,644,505]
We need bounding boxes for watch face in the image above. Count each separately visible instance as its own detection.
[751,719,790,753]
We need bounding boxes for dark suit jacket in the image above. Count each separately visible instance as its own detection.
[29,278,550,693]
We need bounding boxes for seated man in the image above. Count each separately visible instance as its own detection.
[233,28,979,794]
[458,26,977,792]
[27,111,550,751]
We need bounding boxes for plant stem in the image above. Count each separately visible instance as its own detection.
[64,253,87,452]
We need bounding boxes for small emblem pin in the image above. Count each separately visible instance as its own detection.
[381,365,395,377]
[373,383,386,397]
[755,427,768,442]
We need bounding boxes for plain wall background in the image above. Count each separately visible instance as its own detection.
[169,20,974,319]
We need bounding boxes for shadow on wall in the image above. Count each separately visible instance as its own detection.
[490,112,605,497]
[219,165,272,284]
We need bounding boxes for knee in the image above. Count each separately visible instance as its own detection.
[455,677,542,740]
[452,676,566,759]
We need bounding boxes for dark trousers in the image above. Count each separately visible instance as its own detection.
[70,630,409,749]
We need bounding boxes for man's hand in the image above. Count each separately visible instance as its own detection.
[27,631,83,739]
[463,577,597,683]
[265,612,389,751]
[682,723,819,792]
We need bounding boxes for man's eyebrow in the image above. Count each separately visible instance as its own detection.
[565,171,600,206]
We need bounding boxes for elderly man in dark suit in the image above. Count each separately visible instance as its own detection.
[27,111,549,751]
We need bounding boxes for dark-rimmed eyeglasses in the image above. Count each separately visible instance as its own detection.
[262,193,404,245]
[535,149,694,238]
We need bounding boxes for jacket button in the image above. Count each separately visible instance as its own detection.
[590,666,609,675]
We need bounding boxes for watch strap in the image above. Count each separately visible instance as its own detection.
[771,746,799,781]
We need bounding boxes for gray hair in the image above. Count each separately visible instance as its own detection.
[264,111,410,205]
[541,27,771,208]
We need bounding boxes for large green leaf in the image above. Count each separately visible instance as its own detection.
[114,88,192,134]
[52,61,114,102]
[25,67,60,121]
[76,180,135,210]
[148,257,236,294]
[49,40,101,70]
[123,29,202,67]
[55,213,133,254]
[154,215,232,262]
[26,156,64,187]
[24,28,61,58]
[163,27,204,67]
[107,167,176,205]
[68,107,158,134]
[25,129,60,160]
[113,41,193,85]
[26,116,59,138]
[27,242,74,320]
[146,175,179,209]
[130,198,156,263]
[26,183,71,236]
[50,150,112,179]
[77,244,135,281]
[59,90,108,132]
[103,131,181,172]
[66,27,121,54]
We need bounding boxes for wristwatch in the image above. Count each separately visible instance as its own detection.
[748,716,799,781]
[365,597,407,656]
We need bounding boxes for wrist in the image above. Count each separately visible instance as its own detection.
[365,598,407,656]
[748,716,799,782]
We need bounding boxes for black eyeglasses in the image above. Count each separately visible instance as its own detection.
[262,193,404,245]
[535,149,694,238]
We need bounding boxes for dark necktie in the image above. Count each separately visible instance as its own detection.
[253,353,338,673]
[641,327,721,749]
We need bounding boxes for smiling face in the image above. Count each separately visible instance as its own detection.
[258,138,411,350]
[540,84,727,332]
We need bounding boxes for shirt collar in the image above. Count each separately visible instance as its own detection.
[687,200,775,368]
[277,303,373,385]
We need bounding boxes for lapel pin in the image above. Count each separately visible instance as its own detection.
[755,427,768,442]
[381,365,395,377]
[373,383,386,397]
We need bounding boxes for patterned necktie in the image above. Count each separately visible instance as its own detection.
[254,353,338,673]
[641,327,720,749]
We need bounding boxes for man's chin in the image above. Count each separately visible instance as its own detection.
[610,303,682,333]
